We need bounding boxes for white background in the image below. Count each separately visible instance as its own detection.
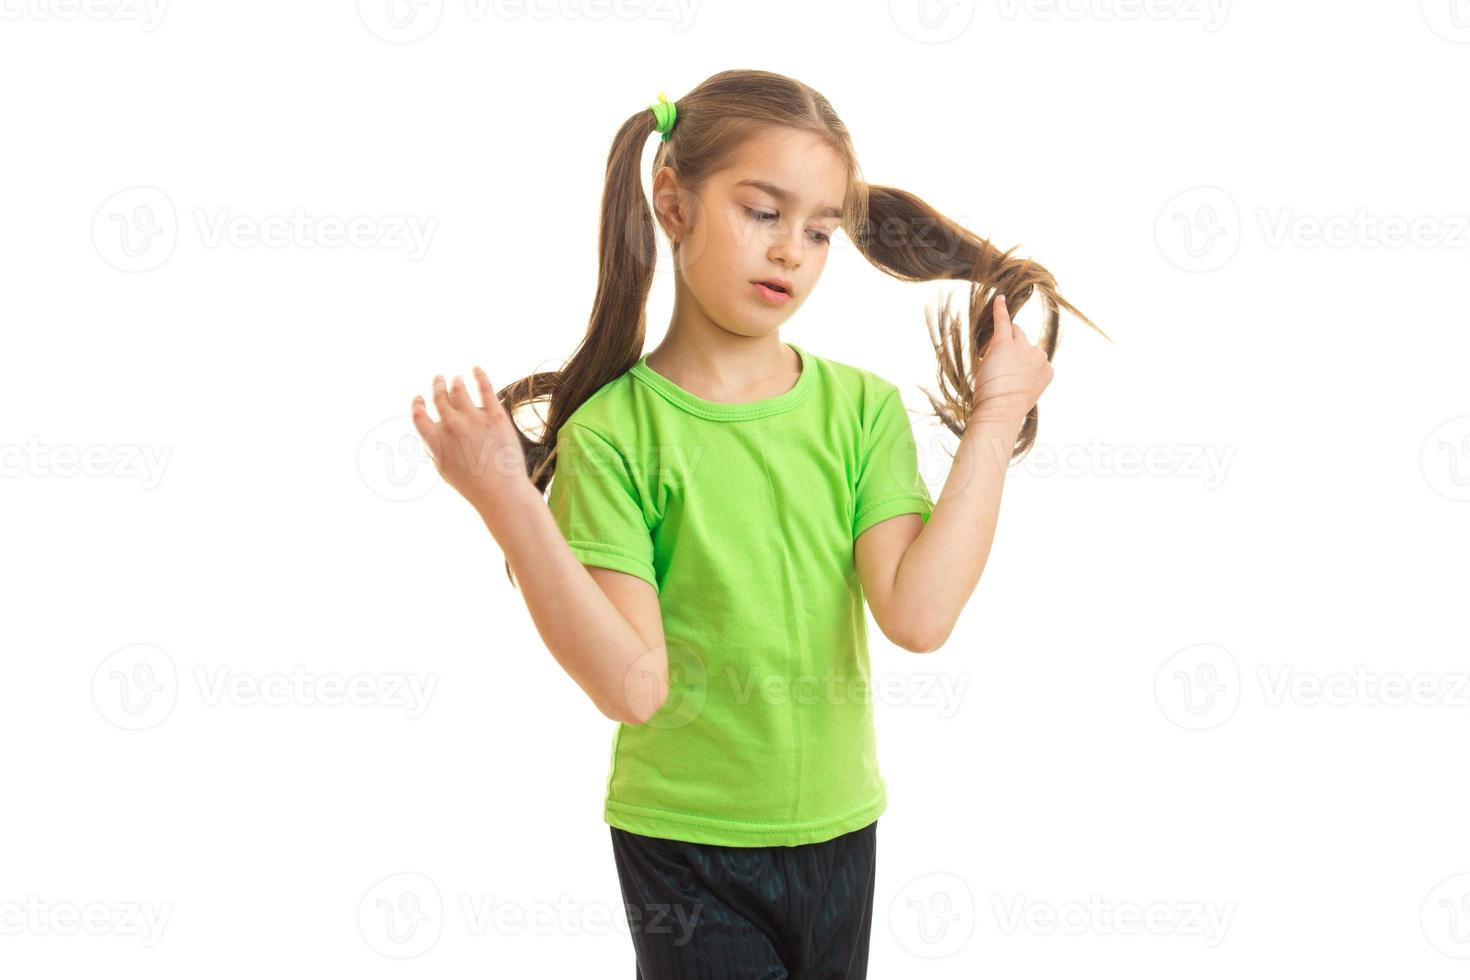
[4,1,1469,976]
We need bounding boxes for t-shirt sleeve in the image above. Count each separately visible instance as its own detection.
[853,386,935,539]
[545,422,659,591]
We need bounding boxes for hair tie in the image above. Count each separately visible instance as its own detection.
[649,92,677,141]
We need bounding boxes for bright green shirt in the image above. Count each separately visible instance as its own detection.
[546,342,934,847]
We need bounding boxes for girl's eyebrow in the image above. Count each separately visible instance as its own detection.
[733,178,842,219]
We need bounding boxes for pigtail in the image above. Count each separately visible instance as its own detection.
[851,183,1110,460]
[496,107,666,589]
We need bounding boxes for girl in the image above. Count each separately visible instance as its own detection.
[411,68,1101,980]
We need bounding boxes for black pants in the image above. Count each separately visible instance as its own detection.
[610,820,878,980]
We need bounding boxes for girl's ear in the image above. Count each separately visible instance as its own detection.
[651,165,691,245]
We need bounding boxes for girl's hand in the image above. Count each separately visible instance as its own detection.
[968,294,1055,431]
[411,368,531,519]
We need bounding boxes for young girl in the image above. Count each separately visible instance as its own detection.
[411,68,1100,979]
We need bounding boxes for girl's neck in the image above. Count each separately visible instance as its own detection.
[644,329,802,405]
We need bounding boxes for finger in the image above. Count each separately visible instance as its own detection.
[449,374,474,412]
[410,395,441,460]
[474,366,501,417]
[995,293,1019,342]
[431,375,451,418]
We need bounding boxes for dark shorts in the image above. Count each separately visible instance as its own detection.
[609,820,878,980]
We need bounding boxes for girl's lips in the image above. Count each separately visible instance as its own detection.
[752,281,791,304]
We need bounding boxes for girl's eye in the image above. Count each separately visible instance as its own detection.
[745,208,832,245]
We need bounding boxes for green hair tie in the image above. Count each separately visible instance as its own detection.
[649,91,677,141]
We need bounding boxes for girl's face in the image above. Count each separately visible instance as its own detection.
[658,127,847,338]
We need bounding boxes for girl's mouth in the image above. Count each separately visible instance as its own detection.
[752,281,792,304]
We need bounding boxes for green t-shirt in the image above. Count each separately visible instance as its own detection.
[546,341,934,847]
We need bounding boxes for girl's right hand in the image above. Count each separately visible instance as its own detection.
[411,368,532,519]
[968,294,1055,431]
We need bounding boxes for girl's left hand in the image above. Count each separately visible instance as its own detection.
[968,294,1055,431]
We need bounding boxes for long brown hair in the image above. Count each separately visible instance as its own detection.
[496,68,1108,588]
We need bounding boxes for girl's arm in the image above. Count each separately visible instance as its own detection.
[480,483,668,725]
[412,371,668,724]
[856,417,1021,653]
[856,295,1053,652]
